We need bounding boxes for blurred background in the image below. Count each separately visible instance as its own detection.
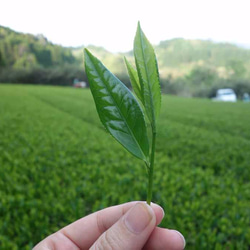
[1,0,250,98]
[0,0,250,249]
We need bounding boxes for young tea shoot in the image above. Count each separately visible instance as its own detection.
[84,22,161,205]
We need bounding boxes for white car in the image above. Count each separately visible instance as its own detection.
[214,88,237,102]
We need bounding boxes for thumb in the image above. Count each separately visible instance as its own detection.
[90,202,156,250]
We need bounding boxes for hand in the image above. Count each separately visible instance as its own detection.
[33,201,185,250]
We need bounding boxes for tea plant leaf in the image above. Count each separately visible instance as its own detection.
[134,22,161,124]
[84,49,149,161]
[124,57,143,103]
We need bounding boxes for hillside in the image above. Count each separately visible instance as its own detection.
[1,26,250,97]
[0,26,85,85]
[73,45,127,76]
[156,38,250,78]
[0,26,77,68]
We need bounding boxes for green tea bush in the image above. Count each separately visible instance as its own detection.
[0,85,249,249]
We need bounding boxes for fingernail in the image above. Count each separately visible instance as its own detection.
[151,202,165,219]
[172,230,186,249]
[125,203,153,234]
[150,202,165,224]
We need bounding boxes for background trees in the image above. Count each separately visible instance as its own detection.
[1,25,250,98]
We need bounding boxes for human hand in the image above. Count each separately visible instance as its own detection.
[33,201,185,250]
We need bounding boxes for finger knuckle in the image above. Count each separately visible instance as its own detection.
[92,230,122,250]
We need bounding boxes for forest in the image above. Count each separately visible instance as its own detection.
[1,25,250,98]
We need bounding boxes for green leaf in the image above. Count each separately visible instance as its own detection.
[84,49,149,161]
[124,57,143,103]
[134,22,161,125]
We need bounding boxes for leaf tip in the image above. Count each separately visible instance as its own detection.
[84,48,90,57]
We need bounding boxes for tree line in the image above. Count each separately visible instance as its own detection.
[1,26,250,98]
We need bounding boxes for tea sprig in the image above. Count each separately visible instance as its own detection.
[84,22,161,204]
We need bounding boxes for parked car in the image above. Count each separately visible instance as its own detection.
[213,88,237,102]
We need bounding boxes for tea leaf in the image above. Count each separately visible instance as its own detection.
[124,57,143,103]
[84,49,149,161]
[134,22,161,125]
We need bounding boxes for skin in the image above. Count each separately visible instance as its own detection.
[33,201,185,250]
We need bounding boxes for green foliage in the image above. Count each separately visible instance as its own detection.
[0,26,82,85]
[0,51,5,66]
[85,23,162,204]
[186,66,218,87]
[0,85,250,249]
[227,60,247,79]
[0,65,87,86]
[0,26,76,68]
[84,49,149,160]
[156,38,250,68]
[124,57,142,103]
[1,25,250,97]
[134,23,161,123]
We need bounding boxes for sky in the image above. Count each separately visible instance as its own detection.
[1,0,250,53]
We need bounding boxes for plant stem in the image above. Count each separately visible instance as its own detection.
[147,128,156,205]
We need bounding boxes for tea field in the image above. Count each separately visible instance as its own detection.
[0,84,250,249]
